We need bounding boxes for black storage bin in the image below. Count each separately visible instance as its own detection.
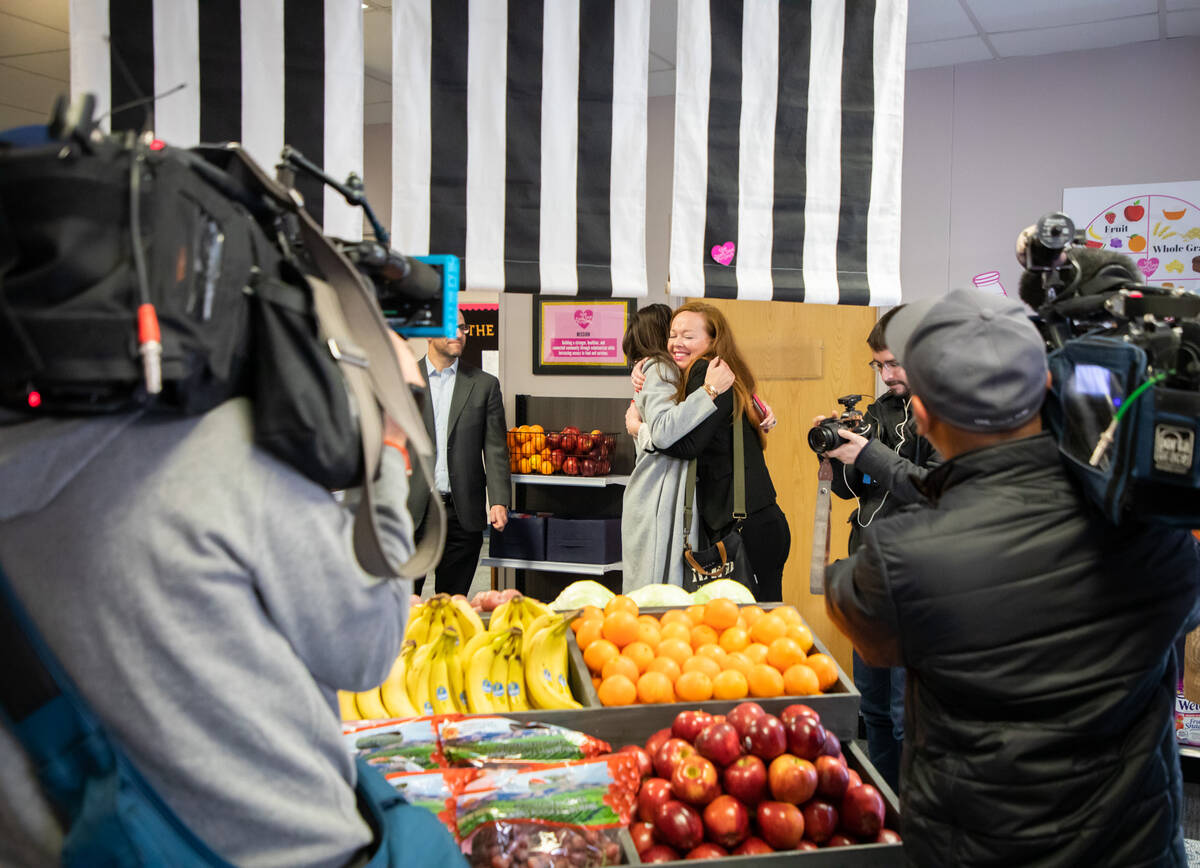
[545,517,621,565]
[488,512,547,561]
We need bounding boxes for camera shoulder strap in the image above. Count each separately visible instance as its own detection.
[228,146,445,578]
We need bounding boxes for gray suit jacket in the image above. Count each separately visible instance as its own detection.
[408,358,510,533]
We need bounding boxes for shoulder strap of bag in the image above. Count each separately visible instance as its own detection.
[228,146,445,578]
[0,565,233,866]
[682,408,746,547]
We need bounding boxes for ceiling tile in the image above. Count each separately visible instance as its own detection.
[907,0,977,42]
[968,0,1156,32]
[1166,0,1200,9]
[0,13,69,57]
[363,11,392,79]
[648,68,674,99]
[0,63,66,115]
[364,73,390,102]
[1,0,67,33]
[1166,9,1200,34]
[364,101,391,126]
[906,36,993,70]
[0,49,68,82]
[649,0,676,66]
[0,102,48,130]
[990,14,1160,57]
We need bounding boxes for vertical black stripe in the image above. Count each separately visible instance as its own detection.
[575,0,615,297]
[701,0,743,299]
[109,0,155,134]
[198,0,242,143]
[770,0,812,303]
[429,0,470,260]
[836,0,875,306]
[503,0,543,292]
[284,0,325,226]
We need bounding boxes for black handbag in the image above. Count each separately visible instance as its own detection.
[681,413,760,598]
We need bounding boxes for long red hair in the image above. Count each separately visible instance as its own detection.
[671,302,766,447]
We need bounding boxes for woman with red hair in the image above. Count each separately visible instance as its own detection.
[628,302,790,601]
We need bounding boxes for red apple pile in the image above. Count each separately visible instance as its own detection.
[627,703,899,861]
[553,427,616,477]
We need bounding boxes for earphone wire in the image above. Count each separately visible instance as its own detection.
[852,396,911,529]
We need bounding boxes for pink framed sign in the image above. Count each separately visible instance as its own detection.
[532,297,635,375]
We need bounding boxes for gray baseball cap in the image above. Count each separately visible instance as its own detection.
[884,289,1049,433]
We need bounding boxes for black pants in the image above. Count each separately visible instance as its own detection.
[718,502,790,603]
[414,495,483,597]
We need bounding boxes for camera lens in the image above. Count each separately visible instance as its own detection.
[807,423,838,454]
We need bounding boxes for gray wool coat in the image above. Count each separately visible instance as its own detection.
[621,360,718,590]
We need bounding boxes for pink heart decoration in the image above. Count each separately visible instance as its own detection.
[711,241,736,266]
[1136,257,1159,278]
[573,309,593,328]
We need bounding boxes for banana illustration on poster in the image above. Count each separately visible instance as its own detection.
[1063,181,1200,292]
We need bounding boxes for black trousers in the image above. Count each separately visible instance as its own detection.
[414,495,484,598]
[717,502,791,603]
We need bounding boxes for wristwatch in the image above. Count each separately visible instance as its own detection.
[703,383,719,401]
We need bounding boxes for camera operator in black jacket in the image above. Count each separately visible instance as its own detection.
[826,289,1200,867]
[812,305,938,792]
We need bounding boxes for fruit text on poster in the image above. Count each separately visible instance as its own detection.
[1063,181,1200,292]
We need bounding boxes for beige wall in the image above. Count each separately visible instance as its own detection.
[900,36,1200,303]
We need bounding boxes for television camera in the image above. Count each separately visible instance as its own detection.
[1018,211,1200,526]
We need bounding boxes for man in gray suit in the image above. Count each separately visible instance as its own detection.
[409,310,510,596]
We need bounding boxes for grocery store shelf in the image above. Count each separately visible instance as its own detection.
[481,557,621,575]
[511,474,630,487]
[1179,744,1200,761]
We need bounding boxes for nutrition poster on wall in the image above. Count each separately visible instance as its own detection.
[532,298,635,375]
[1063,181,1200,292]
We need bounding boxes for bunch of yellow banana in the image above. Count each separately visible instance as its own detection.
[521,610,584,710]
[393,627,468,715]
[404,593,484,646]
[463,626,529,713]
[338,594,581,721]
[487,594,552,633]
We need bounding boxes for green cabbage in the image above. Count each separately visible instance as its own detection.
[626,584,695,608]
[690,579,756,605]
[550,580,615,611]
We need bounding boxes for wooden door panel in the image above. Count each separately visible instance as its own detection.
[694,299,878,674]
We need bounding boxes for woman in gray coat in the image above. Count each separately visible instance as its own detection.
[619,305,734,590]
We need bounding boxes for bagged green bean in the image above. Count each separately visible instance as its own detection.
[384,767,479,841]
[440,716,610,766]
[342,714,457,772]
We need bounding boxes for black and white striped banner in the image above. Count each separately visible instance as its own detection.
[392,0,650,297]
[670,0,905,305]
[68,0,363,237]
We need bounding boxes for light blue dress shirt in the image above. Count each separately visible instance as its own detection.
[425,357,458,495]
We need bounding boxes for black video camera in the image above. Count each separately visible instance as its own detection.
[1019,211,1200,527]
[275,147,458,340]
[808,394,872,454]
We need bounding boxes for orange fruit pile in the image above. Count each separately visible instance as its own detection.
[575,595,837,706]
